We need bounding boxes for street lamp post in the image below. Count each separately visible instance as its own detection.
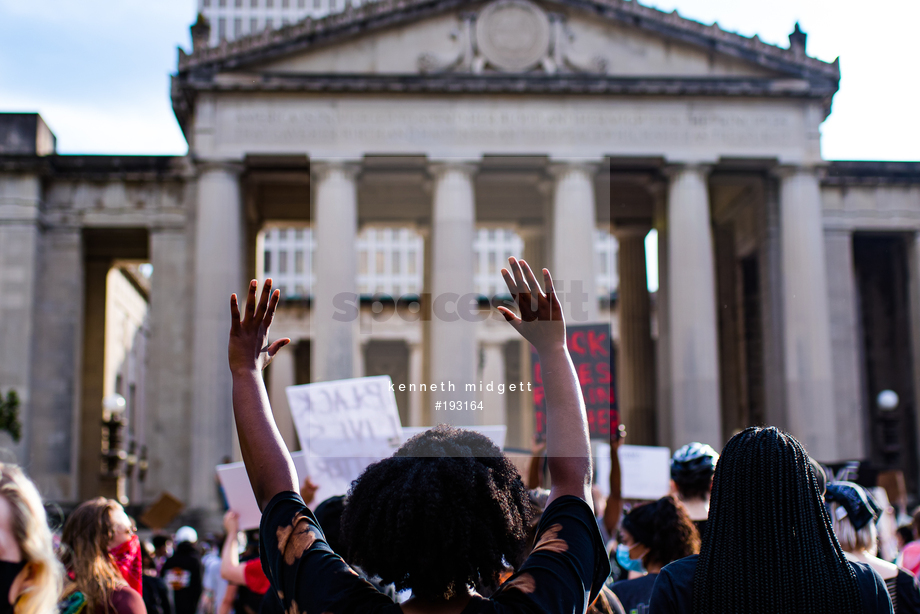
[100,393,127,503]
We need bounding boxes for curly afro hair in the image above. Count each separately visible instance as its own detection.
[339,425,532,599]
[622,495,700,570]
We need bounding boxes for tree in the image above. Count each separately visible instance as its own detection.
[0,391,22,443]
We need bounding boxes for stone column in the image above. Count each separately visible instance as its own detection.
[268,345,298,451]
[145,229,193,503]
[778,167,836,460]
[429,162,477,424]
[666,165,721,447]
[408,342,424,426]
[190,162,244,513]
[517,228,543,442]
[824,228,864,459]
[0,174,41,466]
[29,229,84,501]
[549,162,598,323]
[311,161,359,383]
[78,259,109,501]
[478,342,507,427]
[615,225,656,445]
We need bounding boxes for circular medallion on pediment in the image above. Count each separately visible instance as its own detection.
[476,0,550,72]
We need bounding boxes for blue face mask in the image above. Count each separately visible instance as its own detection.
[616,543,645,573]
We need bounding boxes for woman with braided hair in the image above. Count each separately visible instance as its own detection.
[648,426,893,614]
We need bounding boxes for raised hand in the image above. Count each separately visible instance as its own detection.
[223,510,240,536]
[497,257,565,354]
[229,279,290,374]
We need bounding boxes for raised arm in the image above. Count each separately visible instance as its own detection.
[498,258,593,507]
[603,428,624,537]
[228,279,296,509]
[219,511,246,586]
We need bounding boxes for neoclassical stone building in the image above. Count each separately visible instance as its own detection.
[2,0,920,521]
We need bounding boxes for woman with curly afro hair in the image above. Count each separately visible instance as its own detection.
[226,258,610,613]
[340,425,532,600]
[611,496,699,613]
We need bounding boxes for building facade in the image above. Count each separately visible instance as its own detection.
[2,0,920,524]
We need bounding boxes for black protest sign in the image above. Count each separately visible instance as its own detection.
[531,322,618,439]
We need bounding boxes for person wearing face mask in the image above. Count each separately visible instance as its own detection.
[59,498,145,614]
[612,496,700,614]
[0,463,62,614]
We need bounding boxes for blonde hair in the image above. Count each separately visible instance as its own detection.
[829,501,878,557]
[0,463,63,614]
[60,498,126,614]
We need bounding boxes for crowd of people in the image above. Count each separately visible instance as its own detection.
[1,258,920,613]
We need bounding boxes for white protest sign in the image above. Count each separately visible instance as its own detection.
[617,445,672,500]
[592,443,672,501]
[217,452,309,530]
[285,376,403,504]
[301,456,383,510]
[286,376,403,459]
[400,425,507,450]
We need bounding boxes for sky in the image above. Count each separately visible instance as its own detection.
[0,0,918,159]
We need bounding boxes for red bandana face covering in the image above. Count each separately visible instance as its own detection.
[110,535,143,596]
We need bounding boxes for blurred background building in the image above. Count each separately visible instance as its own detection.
[1,0,919,524]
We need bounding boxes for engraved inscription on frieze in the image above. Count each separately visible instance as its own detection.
[476,0,550,72]
[225,103,798,152]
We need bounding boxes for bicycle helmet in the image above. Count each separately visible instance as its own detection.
[670,442,719,499]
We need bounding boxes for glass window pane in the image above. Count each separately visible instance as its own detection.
[392,251,400,274]
[294,250,304,274]
[279,250,288,273]
[359,250,368,274]
[376,251,385,274]
[264,251,272,273]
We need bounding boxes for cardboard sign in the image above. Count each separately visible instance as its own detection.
[283,376,404,506]
[400,425,507,450]
[531,323,618,439]
[217,452,309,530]
[139,492,184,530]
[286,376,403,459]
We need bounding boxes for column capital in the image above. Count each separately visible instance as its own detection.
[310,159,362,182]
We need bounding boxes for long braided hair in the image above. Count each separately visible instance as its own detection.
[692,427,863,614]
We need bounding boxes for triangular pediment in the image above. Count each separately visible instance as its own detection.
[232,2,779,79]
[172,0,839,134]
[179,0,837,81]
